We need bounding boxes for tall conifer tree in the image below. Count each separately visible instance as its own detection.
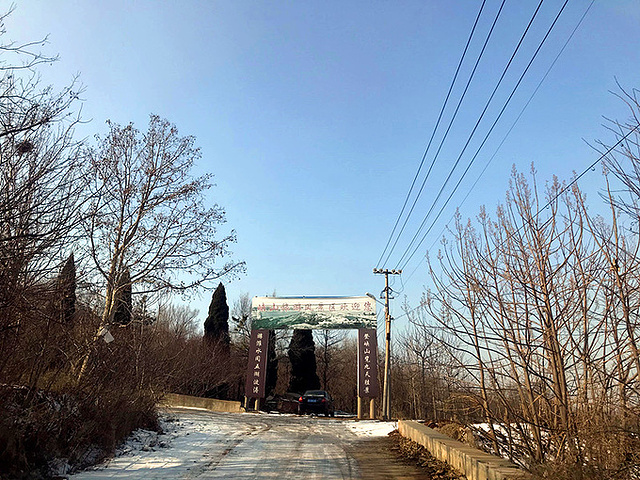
[56,253,76,324]
[204,282,230,350]
[266,330,278,397]
[113,269,132,325]
[288,329,320,394]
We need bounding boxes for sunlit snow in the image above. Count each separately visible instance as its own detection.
[69,408,395,479]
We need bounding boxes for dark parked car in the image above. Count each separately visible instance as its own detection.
[298,390,334,417]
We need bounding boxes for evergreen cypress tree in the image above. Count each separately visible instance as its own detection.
[288,329,320,394]
[113,269,132,325]
[266,330,278,397]
[56,253,76,324]
[203,282,230,349]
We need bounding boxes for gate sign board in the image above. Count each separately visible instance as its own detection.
[357,328,380,398]
[245,329,270,398]
[251,296,376,330]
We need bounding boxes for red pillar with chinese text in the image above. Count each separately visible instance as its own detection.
[244,329,270,411]
[357,328,380,419]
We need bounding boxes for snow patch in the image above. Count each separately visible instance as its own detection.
[70,410,397,479]
[347,420,397,437]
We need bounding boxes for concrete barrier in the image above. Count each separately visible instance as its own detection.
[161,393,244,413]
[397,420,527,480]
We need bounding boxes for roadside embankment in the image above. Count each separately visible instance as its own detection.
[160,393,243,413]
[398,420,526,480]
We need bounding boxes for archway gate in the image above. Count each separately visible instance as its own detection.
[244,296,380,419]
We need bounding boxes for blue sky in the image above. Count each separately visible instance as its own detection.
[6,1,640,331]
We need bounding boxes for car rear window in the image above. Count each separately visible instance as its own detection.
[304,390,326,396]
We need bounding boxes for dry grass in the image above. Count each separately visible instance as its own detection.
[388,430,465,479]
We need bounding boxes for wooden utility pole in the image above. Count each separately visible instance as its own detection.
[373,268,401,420]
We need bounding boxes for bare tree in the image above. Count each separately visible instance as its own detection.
[0,8,85,384]
[599,85,640,220]
[314,329,347,391]
[0,7,81,140]
[78,115,244,378]
[415,154,640,478]
[231,292,252,348]
[396,299,461,422]
[156,302,199,341]
[424,168,599,465]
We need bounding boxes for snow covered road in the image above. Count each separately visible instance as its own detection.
[70,408,396,479]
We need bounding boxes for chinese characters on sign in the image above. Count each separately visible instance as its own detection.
[245,329,270,398]
[251,296,377,330]
[254,299,374,313]
[357,328,380,398]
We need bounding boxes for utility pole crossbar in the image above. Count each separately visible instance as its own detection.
[373,268,401,420]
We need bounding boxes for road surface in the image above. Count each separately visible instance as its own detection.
[70,408,429,479]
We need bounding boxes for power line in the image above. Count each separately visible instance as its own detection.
[394,0,549,269]
[395,0,564,270]
[376,0,492,268]
[398,121,640,313]
[398,0,570,270]
[379,0,506,269]
[395,0,595,291]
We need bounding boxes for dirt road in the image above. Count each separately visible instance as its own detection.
[70,408,430,479]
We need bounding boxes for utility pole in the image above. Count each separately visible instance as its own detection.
[373,268,401,420]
